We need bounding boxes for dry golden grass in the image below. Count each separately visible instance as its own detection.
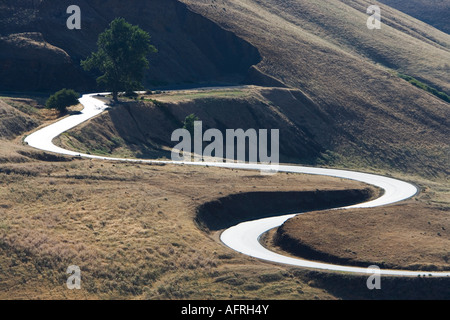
[55,86,327,166]
[1,139,376,299]
[1,91,449,300]
[182,0,450,92]
[0,0,449,301]
[378,0,450,34]
[180,0,450,180]
[146,88,251,103]
[0,95,84,142]
[275,201,450,271]
[270,169,450,272]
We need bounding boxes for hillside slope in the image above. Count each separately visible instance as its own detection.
[178,0,449,176]
[56,87,325,164]
[56,86,448,178]
[181,0,450,92]
[0,99,39,140]
[0,0,261,91]
[377,0,450,34]
[1,0,449,177]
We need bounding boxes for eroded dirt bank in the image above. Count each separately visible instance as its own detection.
[274,203,450,272]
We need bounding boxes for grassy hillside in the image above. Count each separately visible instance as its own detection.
[1,0,450,300]
[0,0,261,91]
[1,97,450,299]
[276,201,450,272]
[0,99,39,140]
[178,0,449,177]
[378,0,450,34]
[55,87,324,164]
[0,108,377,299]
[182,0,450,92]
[58,86,448,179]
[2,0,448,177]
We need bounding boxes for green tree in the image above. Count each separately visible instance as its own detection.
[81,18,157,102]
[183,113,200,136]
[46,88,80,113]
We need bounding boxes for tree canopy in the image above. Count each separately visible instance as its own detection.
[183,113,200,136]
[81,18,157,101]
[46,88,80,113]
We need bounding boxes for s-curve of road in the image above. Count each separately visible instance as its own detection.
[24,93,450,277]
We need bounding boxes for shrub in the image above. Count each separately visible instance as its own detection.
[46,89,80,113]
[398,73,450,103]
[183,113,200,135]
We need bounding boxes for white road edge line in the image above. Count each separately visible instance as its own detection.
[24,93,450,277]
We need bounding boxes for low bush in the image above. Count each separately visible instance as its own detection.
[398,74,450,103]
[46,89,80,113]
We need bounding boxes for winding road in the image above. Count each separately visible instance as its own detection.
[24,92,450,277]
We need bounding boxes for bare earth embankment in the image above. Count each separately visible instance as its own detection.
[274,201,450,272]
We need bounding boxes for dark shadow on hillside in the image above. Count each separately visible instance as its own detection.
[0,0,264,92]
[298,270,450,300]
[196,188,376,231]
